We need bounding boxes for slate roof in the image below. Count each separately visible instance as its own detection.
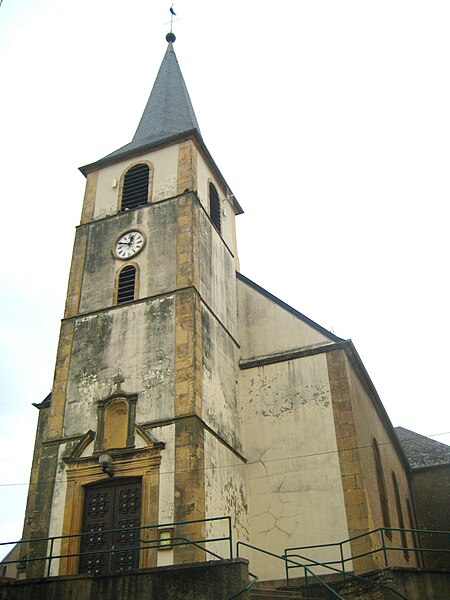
[395,426,450,469]
[99,42,200,164]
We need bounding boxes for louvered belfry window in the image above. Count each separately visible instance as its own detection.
[121,164,149,211]
[117,266,136,304]
[209,182,221,233]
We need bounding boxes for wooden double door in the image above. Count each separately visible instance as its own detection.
[79,477,142,575]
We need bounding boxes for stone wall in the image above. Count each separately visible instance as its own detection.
[335,567,450,600]
[0,559,249,600]
[412,465,450,569]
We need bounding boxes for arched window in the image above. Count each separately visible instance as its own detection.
[209,182,221,233]
[406,497,420,564]
[392,472,409,559]
[372,438,391,531]
[116,265,137,304]
[121,164,150,211]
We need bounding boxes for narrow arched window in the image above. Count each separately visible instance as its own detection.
[372,438,391,531]
[117,265,137,304]
[406,497,420,564]
[209,182,221,233]
[392,472,409,559]
[121,164,150,211]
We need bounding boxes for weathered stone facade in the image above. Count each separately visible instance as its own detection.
[14,39,426,586]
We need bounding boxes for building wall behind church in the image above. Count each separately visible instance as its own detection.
[411,465,450,569]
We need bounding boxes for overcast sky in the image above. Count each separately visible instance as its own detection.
[1,0,449,551]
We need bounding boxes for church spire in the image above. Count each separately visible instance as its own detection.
[132,33,200,146]
[82,34,201,171]
[79,34,242,214]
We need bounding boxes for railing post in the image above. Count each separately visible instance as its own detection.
[339,541,345,580]
[380,529,388,567]
[47,537,55,578]
[285,553,289,586]
[228,517,233,559]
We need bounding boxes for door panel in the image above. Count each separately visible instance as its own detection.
[111,482,141,574]
[79,478,141,575]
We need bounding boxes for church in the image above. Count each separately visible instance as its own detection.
[4,31,448,599]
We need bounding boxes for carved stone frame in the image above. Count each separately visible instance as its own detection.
[59,442,163,576]
[94,391,138,452]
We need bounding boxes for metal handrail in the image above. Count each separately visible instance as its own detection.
[226,572,259,600]
[0,515,233,577]
[284,526,450,577]
[285,551,408,600]
[237,541,344,599]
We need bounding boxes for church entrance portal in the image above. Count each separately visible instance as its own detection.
[79,477,142,575]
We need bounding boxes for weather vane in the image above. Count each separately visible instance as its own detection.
[165,4,179,43]
[169,4,178,33]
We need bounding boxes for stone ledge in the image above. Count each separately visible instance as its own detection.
[0,559,250,600]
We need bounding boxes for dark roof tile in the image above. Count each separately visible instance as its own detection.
[395,426,450,469]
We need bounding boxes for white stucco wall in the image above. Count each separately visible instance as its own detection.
[204,431,249,561]
[237,279,334,361]
[202,305,241,452]
[199,211,238,340]
[47,444,69,576]
[92,145,179,220]
[196,149,237,257]
[79,200,178,314]
[151,424,176,567]
[240,354,350,580]
[64,298,175,437]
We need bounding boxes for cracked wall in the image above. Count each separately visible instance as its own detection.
[240,354,350,580]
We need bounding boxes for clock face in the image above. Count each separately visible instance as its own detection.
[115,231,145,259]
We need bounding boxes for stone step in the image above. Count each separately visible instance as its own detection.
[249,589,327,600]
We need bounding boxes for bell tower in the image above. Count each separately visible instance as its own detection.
[20,34,246,577]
